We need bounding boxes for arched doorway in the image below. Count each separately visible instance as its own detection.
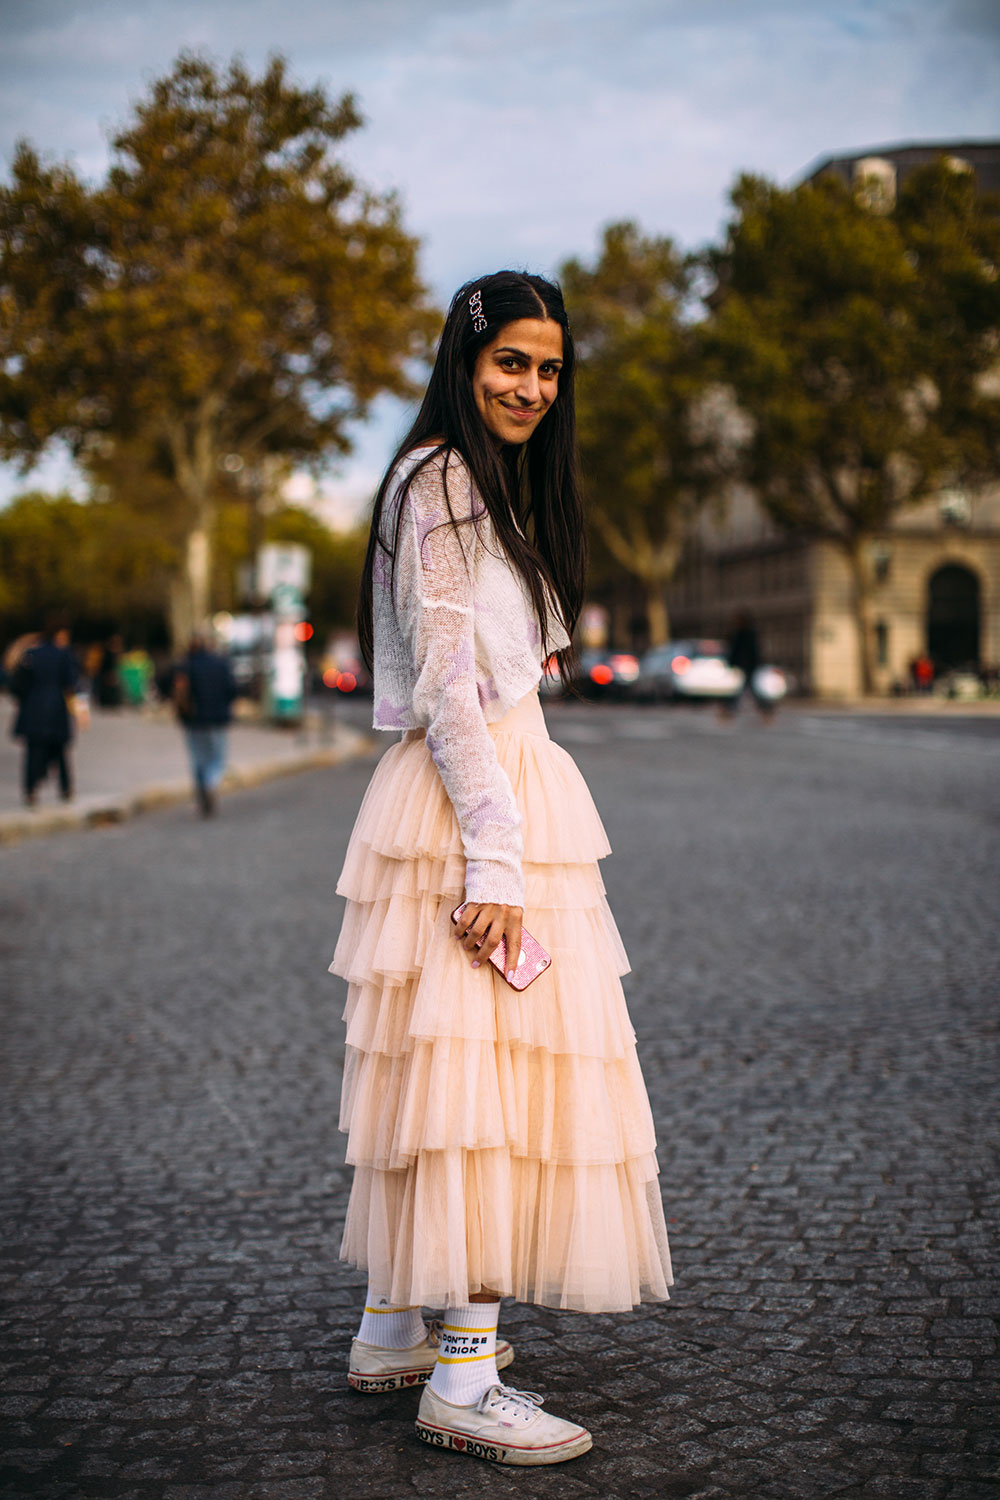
[927,564,980,669]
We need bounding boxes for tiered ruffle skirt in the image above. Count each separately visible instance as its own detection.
[330,690,673,1312]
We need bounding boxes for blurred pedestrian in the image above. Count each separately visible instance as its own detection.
[172,633,237,817]
[910,653,934,695]
[94,632,124,708]
[332,272,671,1465]
[82,641,103,688]
[9,616,79,807]
[2,631,41,680]
[722,610,774,720]
[119,647,154,706]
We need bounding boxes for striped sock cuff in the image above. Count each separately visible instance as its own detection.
[429,1303,501,1404]
[357,1292,426,1350]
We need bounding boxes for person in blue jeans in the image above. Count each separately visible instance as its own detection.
[173,634,237,817]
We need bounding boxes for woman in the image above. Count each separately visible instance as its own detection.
[330,271,672,1466]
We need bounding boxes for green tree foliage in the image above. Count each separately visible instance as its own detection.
[561,223,732,645]
[894,160,1000,485]
[0,486,366,651]
[0,491,174,642]
[705,162,1000,692]
[0,51,436,646]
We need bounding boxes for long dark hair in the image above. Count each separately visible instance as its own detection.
[358,270,585,677]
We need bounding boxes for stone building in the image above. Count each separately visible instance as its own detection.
[667,481,1000,698]
[803,140,1000,203]
[663,141,1000,699]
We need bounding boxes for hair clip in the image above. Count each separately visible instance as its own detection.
[469,289,487,333]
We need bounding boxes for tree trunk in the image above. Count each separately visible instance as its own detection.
[846,540,875,697]
[247,473,268,604]
[646,585,670,647]
[590,509,680,650]
[166,409,219,651]
[166,525,212,651]
[167,575,191,655]
[186,525,211,632]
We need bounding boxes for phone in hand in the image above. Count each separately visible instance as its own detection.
[450,903,552,991]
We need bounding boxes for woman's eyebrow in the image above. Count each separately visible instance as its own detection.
[494,346,564,365]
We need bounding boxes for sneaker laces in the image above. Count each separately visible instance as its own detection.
[477,1383,544,1425]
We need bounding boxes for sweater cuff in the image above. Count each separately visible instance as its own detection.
[463,858,526,910]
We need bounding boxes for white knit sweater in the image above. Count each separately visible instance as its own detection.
[371,446,570,907]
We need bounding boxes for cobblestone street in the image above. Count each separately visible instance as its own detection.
[2,701,998,1500]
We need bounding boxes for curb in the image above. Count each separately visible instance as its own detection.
[782,698,1000,716]
[0,728,375,847]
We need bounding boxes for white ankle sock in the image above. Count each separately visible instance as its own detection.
[428,1302,500,1406]
[356,1288,427,1349]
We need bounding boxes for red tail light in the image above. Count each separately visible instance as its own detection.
[590,664,614,685]
[672,655,691,674]
[336,671,357,692]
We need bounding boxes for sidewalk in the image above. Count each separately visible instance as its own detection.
[784,693,1000,716]
[0,698,373,844]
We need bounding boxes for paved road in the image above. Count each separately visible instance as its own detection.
[2,701,998,1500]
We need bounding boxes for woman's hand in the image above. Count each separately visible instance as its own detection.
[453,901,523,982]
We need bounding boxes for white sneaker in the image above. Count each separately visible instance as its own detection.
[349,1320,514,1394]
[415,1382,592,1466]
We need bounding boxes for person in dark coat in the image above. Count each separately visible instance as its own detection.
[173,633,237,816]
[723,610,773,719]
[95,633,124,709]
[11,620,79,805]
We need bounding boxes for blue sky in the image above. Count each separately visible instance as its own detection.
[1,0,998,520]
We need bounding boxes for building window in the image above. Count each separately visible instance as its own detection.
[939,488,972,527]
[870,542,892,583]
[853,157,896,212]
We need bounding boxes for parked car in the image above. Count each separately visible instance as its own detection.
[575,647,641,699]
[538,653,565,697]
[636,640,745,702]
[637,641,789,705]
[750,664,789,705]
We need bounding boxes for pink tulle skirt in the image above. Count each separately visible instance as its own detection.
[330,690,673,1312]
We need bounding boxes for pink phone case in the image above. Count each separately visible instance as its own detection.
[451,904,552,991]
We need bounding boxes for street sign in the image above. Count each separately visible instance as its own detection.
[257,543,311,597]
[271,581,305,619]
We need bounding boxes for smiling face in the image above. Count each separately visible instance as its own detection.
[471,317,564,446]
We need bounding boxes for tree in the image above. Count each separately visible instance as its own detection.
[0,490,174,642]
[0,493,93,628]
[561,223,734,646]
[894,160,1000,489]
[0,51,437,646]
[704,164,1000,693]
[0,484,366,651]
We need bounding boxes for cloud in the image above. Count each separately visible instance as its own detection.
[336,0,998,295]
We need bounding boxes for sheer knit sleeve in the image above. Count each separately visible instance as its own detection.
[393,456,525,908]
